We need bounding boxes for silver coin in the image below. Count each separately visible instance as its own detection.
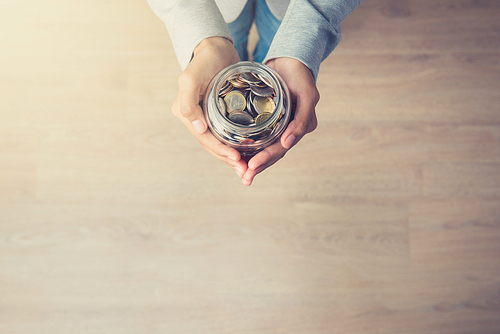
[257,73,273,87]
[245,92,257,117]
[250,85,274,97]
[227,74,240,82]
[217,97,227,115]
[240,72,261,85]
[224,91,246,112]
[228,111,254,125]
[253,81,268,88]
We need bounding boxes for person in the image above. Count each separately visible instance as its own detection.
[146,0,363,186]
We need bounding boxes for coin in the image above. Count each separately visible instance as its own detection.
[227,74,240,82]
[240,72,261,85]
[224,91,246,112]
[229,77,249,89]
[250,85,274,97]
[228,111,254,125]
[246,96,258,117]
[255,112,272,125]
[254,96,275,114]
[217,97,227,115]
[219,81,233,97]
[245,91,258,118]
[253,81,269,88]
[257,73,273,87]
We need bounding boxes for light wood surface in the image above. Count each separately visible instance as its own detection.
[1,0,500,333]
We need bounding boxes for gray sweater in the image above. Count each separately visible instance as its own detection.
[146,0,363,80]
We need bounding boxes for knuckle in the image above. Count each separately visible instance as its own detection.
[308,115,318,133]
[214,142,227,155]
[177,71,193,88]
[171,98,180,115]
[295,120,309,135]
[179,104,194,119]
[306,87,320,104]
[171,103,177,115]
[313,89,320,104]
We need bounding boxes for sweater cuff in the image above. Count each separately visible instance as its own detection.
[148,0,233,70]
[264,0,361,81]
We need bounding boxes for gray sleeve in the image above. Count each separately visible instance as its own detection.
[146,0,233,70]
[264,0,363,81]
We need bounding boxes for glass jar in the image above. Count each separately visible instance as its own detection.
[203,61,292,156]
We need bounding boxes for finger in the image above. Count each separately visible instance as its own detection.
[281,89,319,149]
[242,142,288,185]
[174,94,249,179]
[200,146,248,177]
[177,71,207,134]
[194,127,243,163]
[173,95,242,162]
[242,111,317,185]
[191,127,249,175]
[247,113,316,174]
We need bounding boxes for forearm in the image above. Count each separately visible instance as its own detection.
[264,0,363,80]
[146,0,233,70]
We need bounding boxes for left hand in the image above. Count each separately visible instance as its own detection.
[240,57,319,186]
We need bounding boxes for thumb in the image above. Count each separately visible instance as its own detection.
[177,71,208,134]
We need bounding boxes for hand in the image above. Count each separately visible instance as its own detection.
[241,57,319,186]
[172,37,249,178]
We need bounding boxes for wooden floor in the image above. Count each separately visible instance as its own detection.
[1,0,500,333]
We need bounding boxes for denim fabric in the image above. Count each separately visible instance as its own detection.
[227,0,282,63]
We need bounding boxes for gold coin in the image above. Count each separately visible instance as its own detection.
[224,91,246,112]
[255,112,272,125]
[254,96,275,114]
[229,78,249,89]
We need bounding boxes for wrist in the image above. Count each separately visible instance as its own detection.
[194,37,234,56]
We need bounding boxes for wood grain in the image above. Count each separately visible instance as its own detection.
[1,0,500,333]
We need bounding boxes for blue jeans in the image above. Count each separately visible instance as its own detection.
[227,0,282,63]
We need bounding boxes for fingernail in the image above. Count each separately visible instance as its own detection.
[235,170,242,178]
[192,119,205,134]
[284,134,296,149]
[227,155,238,161]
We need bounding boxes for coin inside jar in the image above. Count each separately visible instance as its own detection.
[239,72,261,85]
[257,73,273,87]
[217,97,226,115]
[224,91,246,112]
[254,96,275,114]
[255,112,272,125]
[250,85,274,97]
[219,71,277,124]
[228,111,254,125]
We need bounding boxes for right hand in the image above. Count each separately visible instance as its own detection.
[172,37,248,178]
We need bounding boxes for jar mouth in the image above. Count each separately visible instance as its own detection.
[212,61,283,130]
[203,61,291,155]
